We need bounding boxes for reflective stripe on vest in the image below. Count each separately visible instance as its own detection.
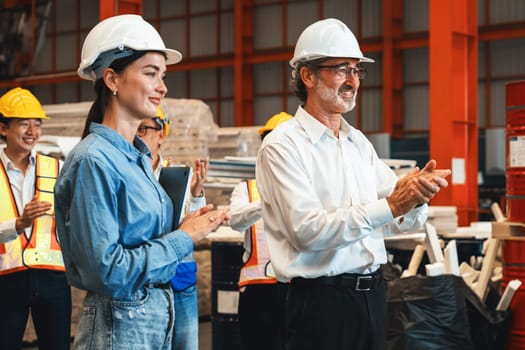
[238,179,277,287]
[0,154,65,275]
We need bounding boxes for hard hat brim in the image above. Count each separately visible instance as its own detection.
[160,48,182,65]
[289,54,375,68]
[359,56,375,63]
[78,47,182,81]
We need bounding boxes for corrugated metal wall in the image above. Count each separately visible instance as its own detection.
[24,0,525,131]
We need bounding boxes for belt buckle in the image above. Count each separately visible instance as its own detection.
[355,275,373,291]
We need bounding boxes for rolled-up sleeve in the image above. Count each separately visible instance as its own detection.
[0,219,18,244]
[229,182,262,233]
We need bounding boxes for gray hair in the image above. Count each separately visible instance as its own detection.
[290,59,326,103]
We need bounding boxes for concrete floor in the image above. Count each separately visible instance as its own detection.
[199,321,212,350]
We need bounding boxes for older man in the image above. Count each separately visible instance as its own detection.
[256,18,451,350]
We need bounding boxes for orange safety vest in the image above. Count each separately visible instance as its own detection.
[238,180,277,287]
[0,154,65,275]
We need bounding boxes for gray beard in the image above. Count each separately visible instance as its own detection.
[316,79,357,113]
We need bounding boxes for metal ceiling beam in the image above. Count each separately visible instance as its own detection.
[479,21,525,41]
[1,2,525,114]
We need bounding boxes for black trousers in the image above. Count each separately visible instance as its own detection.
[285,274,386,350]
[0,269,72,350]
[238,282,288,350]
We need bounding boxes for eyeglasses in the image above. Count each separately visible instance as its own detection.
[316,64,366,80]
[137,125,162,137]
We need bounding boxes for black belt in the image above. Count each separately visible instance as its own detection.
[147,282,171,290]
[291,268,382,291]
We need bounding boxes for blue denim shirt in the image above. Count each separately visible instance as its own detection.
[54,123,194,298]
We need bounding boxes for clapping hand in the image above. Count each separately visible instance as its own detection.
[179,204,230,244]
[190,157,209,197]
[387,159,451,218]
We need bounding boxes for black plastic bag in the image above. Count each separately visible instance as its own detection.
[463,283,510,350]
[386,274,474,350]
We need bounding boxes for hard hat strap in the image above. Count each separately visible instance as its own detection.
[91,47,136,80]
[153,117,165,130]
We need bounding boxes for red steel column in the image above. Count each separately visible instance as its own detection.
[429,0,478,226]
[233,0,254,126]
[100,0,142,20]
[382,0,404,138]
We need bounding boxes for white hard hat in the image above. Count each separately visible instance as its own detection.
[289,18,374,68]
[78,14,182,81]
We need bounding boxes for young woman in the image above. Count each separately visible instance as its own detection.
[54,14,228,349]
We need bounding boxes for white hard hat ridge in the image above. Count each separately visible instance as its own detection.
[78,14,182,81]
[289,18,374,68]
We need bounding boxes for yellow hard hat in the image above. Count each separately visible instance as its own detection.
[154,106,170,138]
[258,112,292,135]
[0,87,48,119]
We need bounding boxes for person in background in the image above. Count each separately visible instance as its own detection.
[256,18,452,350]
[137,106,209,350]
[54,14,228,349]
[138,106,209,202]
[229,111,292,350]
[0,87,71,350]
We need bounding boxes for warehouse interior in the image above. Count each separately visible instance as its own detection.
[1,0,525,349]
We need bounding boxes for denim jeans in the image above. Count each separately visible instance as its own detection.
[73,285,175,350]
[172,284,198,350]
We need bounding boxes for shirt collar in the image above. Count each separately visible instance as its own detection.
[339,118,354,141]
[0,146,36,171]
[89,123,150,161]
[295,106,356,143]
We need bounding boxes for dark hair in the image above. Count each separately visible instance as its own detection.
[152,117,164,130]
[260,130,271,141]
[0,115,8,142]
[289,59,325,103]
[81,51,149,139]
